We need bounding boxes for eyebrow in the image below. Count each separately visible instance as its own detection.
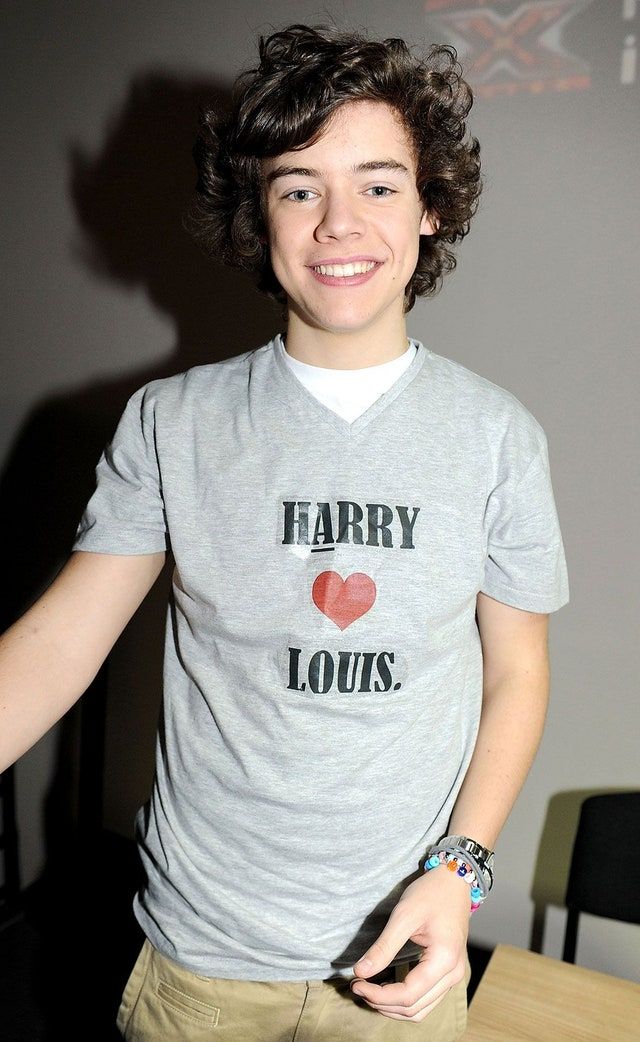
[263,159,410,188]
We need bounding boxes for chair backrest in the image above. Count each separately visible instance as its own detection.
[562,791,640,962]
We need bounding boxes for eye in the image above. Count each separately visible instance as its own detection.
[284,189,317,202]
[366,186,397,197]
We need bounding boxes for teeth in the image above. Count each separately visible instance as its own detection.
[313,261,377,277]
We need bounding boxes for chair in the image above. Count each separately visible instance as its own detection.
[562,791,640,963]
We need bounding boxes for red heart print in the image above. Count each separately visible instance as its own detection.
[311,571,377,630]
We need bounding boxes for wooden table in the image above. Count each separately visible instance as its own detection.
[461,944,640,1041]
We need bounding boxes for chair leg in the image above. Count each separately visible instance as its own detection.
[562,908,579,963]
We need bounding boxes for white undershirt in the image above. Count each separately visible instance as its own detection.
[280,337,418,423]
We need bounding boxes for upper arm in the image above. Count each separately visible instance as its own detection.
[475,590,550,690]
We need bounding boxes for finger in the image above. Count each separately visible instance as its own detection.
[358,984,453,1022]
[358,980,452,1017]
[353,963,462,1017]
[354,904,419,975]
[351,950,456,1009]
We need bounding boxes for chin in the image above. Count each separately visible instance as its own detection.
[311,301,387,322]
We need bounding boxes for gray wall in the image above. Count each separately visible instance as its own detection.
[3,1,639,979]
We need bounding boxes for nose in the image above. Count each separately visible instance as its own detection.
[314,188,366,241]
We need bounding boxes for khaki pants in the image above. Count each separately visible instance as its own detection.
[116,938,471,1041]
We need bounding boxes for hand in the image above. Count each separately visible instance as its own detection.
[349,866,470,1022]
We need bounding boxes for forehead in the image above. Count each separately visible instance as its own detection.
[261,100,416,177]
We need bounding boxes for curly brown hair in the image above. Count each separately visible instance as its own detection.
[186,23,483,318]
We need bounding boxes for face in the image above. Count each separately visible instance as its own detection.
[260,100,437,339]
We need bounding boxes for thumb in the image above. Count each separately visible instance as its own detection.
[353,915,408,978]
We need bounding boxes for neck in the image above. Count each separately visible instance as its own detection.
[283,313,410,370]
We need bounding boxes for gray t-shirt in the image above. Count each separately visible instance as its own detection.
[72,333,569,981]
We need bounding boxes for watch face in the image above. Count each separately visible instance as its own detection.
[469,840,492,859]
[455,838,494,869]
[431,836,494,861]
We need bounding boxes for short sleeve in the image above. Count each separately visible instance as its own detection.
[71,384,169,555]
[481,431,569,613]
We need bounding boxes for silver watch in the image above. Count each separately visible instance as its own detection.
[432,835,495,891]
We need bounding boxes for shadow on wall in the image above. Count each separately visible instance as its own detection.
[0,69,280,1039]
[529,786,640,959]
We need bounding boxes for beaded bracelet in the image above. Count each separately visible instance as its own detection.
[428,842,493,897]
[423,850,486,914]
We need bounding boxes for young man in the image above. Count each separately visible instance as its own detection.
[0,23,569,1042]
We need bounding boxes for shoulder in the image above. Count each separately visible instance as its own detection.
[426,349,548,460]
[130,344,266,412]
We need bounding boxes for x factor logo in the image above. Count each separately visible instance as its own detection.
[424,0,596,97]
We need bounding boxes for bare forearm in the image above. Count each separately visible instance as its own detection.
[0,611,88,771]
[448,666,550,849]
[0,550,165,772]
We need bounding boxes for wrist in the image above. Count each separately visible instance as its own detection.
[423,851,486,913]
[423,834,495,913]
[432,834,495,892]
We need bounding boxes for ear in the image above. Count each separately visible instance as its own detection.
[420,209,439,236]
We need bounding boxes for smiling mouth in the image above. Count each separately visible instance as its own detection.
[311,260,378,277]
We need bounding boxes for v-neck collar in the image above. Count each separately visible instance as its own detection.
[272,332,431,438]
